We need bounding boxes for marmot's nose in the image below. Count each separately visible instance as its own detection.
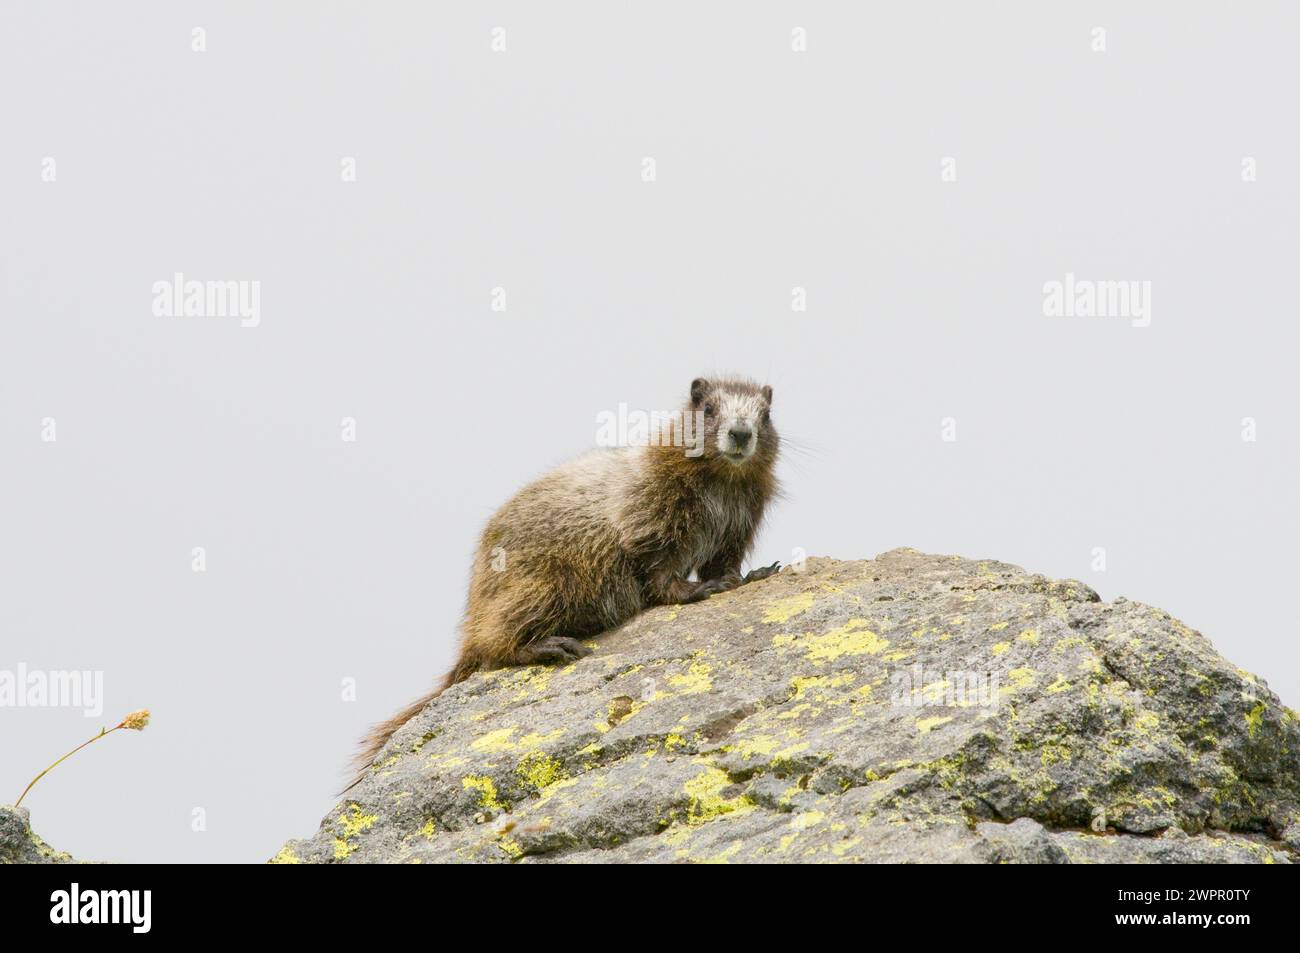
[728,426,752,448]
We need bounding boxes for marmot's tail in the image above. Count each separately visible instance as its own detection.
[342,656,478,793]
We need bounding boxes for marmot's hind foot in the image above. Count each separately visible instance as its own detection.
[684,577,735,602]
[515,636,593,665]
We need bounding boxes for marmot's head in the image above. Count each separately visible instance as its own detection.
[688,377,779,469]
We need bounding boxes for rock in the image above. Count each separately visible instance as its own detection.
[0,805,76,864]
[276,550,1300,864]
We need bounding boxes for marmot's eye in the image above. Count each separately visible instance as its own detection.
[704,403,716,416]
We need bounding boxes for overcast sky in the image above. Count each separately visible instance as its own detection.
[2,2,1297,862]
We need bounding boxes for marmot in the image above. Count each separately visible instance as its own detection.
[349,376,781,786]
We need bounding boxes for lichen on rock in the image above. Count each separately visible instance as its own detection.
[0,805,76,864]
[277,550,1300,864]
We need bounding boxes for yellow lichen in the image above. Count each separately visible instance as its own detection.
[683,763,751,823]
[1040,742,1071,767]
[1246,701,1266,738]
[790,672,856,700]
[668,661,713,695]
[802,619,888,663]
[1003,668,1036,694]
[791,810,825,828]
[831,836,863,857]
[916,715,953,734]
[337,803,378,840]
[462,774,505,811]
[471,725,564,753]
[332,803,378,859]
[516,751,567,792]
[471,727,519,752]
[516,729,565,748]
[699,841,744,864]
[732,734,780,759]
[762,592,816,624]
[269,845,301,864]
[508,666,554,700]
[773,742,810,761]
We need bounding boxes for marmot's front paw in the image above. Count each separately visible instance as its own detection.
[744,561,781,583]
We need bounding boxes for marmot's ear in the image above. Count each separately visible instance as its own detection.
[690,378,710,407]
[761,384,773,406]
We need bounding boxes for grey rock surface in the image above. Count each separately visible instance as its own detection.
[276,550,1300,864]
[0,805,76,864]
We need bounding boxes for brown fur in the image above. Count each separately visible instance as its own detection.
[347,377,780,789]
